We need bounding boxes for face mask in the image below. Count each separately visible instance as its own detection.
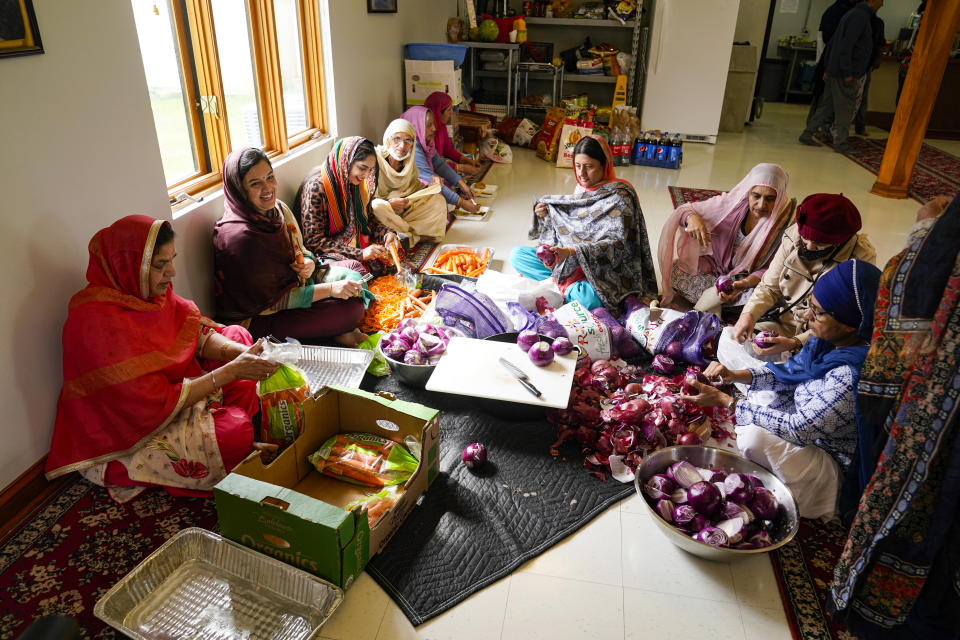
[798,244,835,261]
[389,147,410,162]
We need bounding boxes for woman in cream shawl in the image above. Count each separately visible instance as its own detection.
[370,118,449,247]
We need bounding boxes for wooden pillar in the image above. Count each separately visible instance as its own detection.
[871,0,960,199]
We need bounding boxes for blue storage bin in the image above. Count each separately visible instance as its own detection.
[405,43,468,67]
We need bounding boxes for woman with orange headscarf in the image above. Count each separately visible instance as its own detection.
[508,135,657,310]
[45,216,279,503]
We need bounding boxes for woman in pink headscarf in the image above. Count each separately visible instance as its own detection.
[658,163,794,315]
[424,91,483,176]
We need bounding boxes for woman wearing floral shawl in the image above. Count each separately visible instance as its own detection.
[509,134,657,310]
[296,136,398,277]
[830,194,960,639]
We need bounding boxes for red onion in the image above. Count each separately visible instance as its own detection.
[399,326,419,345]
[687,481,722,516]
[748,487,778,520]
[664,340,683,360]
[715,275,734,294]
[682,372,700,395]
[536,244,557,267]
[748,530,773,548]
[753,330,779,349]
[669,461,702,488]
[716,517,746,544]
[462,442,487,468]
[695,526,729,547]
[723,473,756,504]
[403,350,426,365]
[677,432,702,446]
[623,382,643,396]
[673,504,698,528]
[528,341,555,367]
[644,474,676,500]
[551,336,574,356]
[656,499,675,522]
[697,467,726,483]
[517,329,540,352]
[689,514,711,533]
[651,354,674,375]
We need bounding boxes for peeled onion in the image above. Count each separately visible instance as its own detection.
[753,330,779,349]
[651,354,674,375]
[517,329,540,352]
[528,341,555,367]
[551,336,574,356]
[536,244,557,267]
[715,275,734,294]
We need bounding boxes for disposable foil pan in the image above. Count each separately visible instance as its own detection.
[298,345,374,392]
[95,527,343,639]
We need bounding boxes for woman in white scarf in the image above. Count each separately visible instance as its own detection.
[370,118,449,247]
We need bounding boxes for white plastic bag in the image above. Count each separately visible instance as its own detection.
[481,137,513,163]
[475,270,564,312]
[623,306,685,354]
[554,300,611,361]
[716,326,786,395]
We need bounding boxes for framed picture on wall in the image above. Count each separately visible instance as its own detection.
[367,0,398,13]
[0,0,43,58]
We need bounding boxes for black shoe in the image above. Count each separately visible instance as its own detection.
[798,133,818,146]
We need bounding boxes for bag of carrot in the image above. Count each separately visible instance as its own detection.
[345,487,400,527]
[360,277,434,332]
[307,432,419,488]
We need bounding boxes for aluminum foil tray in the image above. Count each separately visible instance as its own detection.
[298,345,373,392]
[95,528,342,640]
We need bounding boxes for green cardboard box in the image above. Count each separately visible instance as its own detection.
[214,385,441,589]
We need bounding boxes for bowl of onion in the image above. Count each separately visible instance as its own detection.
[634,445,799,562]
[378,319,459,388]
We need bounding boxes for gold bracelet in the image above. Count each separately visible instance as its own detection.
[210,370,219,391]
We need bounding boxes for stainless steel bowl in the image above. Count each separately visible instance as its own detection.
[378,344,436,388]
[634,445,799,562]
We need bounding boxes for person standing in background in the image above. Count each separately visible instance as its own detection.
[853,11,886,136]
[808,0,857,125]
[800,0,883,153]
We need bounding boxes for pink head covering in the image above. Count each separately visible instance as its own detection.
[424,92,454,159]
[400,105,436,163]
[658,163,790,306]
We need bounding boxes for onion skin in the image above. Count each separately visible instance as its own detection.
[623,382,643,396]
[517,329,540,352]
[656,499,675,522]
[528,341,555,367]
[536,244,557,267]
[462,442,487,468]
[644,474,676,500]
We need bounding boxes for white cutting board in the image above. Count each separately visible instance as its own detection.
[425,337,576,408]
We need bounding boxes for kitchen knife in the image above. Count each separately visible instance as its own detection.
[498,357,542,398]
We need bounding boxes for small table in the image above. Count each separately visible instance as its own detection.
[514,62,563,115]
[463,41,521,117]
[779,43,817,101]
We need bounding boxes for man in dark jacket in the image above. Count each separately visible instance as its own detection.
[800,0,884,153]
[807,0,857,123]
[853,12,885,135]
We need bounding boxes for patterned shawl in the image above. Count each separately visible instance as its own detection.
[658,163,792,306]
[830,196,960,635]
[213,148,303,322]
[401,106,436,164]
[320,136,376,236]
[46,215,214,479]
[530,179,658,309]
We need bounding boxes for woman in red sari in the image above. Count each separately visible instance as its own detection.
[45,216,278,503]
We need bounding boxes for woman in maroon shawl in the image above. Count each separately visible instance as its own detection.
[213,147,370,346]
[424,91,483,176]
[45,216,278,503]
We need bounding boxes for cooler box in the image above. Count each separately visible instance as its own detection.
[214,386,441,589]
[405,59,462,106]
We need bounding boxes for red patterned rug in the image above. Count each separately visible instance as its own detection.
[839,138,960,204]
[770,519,854,640]
[669,185,722,208]
[0,477,217,638]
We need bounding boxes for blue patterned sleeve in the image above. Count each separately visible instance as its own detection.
[747,367,796,393]
[736,366,857,447]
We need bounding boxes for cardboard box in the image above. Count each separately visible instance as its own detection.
[214,385,441,589]
[405,59,462,106]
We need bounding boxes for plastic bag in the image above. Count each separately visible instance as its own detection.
[507,302,536,332]
[258,363,310,446]
[358,332,390,376]
[556,118,595,168]
[345,487,400,527]
[623,299,720,366]
[553,300,611,360]
[434,284,512,338]
[591,306,640,358]
[481,137,513,163]
[475,269,564,313]
[261,337,302,365]
[307,432,419,488]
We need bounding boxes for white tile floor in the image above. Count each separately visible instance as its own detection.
[319,103,951,640]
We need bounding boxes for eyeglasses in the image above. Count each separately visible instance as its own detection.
[390,136,414,146]
[807,306,833,321]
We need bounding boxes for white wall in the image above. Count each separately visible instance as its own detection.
[0,0,453,491]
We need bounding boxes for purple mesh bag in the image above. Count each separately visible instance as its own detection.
[434,285,510,339]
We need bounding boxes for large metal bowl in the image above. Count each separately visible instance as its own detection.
[634,445,799,562]
[378,343,436,388]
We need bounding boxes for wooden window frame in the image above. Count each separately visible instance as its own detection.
[151,0,327,205]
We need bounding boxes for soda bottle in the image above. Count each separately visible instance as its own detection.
[654,132,667,162]
[644,131,657,162]
[668,133,682,166]
[618,129,629,166]
[611,127,623,166]
[631,135,644,165]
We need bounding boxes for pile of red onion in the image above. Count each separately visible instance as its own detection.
[380,320,455,366]
[643,461,778,549]
[546,356,734,482]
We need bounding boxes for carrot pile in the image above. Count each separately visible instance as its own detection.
[360,277,435,332]
[421,248,491,277]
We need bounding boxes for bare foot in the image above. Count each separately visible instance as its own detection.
[334,328,368,347]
